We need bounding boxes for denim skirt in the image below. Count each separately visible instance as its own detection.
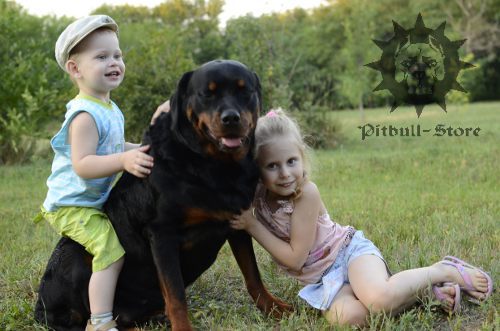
[298,230,388,310]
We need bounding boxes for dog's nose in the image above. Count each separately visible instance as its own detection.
[221,109,240,126]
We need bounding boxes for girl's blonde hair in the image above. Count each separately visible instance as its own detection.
[254,108,311,199]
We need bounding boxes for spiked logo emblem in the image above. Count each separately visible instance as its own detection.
[366,13,474,117]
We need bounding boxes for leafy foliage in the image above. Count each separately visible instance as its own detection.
[293,102,343,149]
[0,1,72,164]
[1,0,498,163]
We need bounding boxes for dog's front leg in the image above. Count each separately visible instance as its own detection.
[228,230,293,318]
[148,229,192,331]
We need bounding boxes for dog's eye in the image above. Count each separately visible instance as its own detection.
[239,87,253,97]
[198,91,214,98]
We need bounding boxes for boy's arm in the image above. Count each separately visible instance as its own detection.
[70,112,153,179]
[125,142,140,151]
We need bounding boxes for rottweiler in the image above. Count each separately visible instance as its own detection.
[34,60,291,331]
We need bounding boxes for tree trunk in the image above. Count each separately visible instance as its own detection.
[359,93,365,123]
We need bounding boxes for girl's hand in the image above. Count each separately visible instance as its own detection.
[121,145,154,178]
[151,100,170,125]
[230,208,256,231]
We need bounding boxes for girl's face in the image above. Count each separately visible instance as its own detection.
[257,135,304,199]
[71,31,125,100]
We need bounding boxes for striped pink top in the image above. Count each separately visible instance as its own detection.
[253,184,355,284]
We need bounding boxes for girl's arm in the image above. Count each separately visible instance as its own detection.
[70,112,154,179]
[151,100,170,125]
[232,181,321,271]
[125,99,171,150]
[124,100,171,151]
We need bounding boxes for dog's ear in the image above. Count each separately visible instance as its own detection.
[170,71,193,130]
[169,70,205,154]
[146,71,194,156]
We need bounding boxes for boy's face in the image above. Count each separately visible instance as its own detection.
[69,31,125,98]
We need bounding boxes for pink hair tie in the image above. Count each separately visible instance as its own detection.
[265,110,278,117]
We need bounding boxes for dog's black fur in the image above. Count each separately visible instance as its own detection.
[34,60,291,331]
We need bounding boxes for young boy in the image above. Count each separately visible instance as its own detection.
[35,15,163,331]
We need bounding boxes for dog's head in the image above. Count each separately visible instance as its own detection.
[167,60,261,161]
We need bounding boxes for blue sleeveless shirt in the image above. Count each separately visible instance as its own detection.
[43,94,125,212]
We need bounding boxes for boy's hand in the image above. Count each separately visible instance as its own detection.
[151,100,170,125]
[230,208,256,231]
[121,145,154,178]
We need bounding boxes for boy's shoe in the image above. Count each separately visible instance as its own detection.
[85,319,118,331]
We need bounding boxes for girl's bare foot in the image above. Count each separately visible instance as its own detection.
[432,283,459,312]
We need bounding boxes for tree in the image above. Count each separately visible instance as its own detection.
[0,1,71,164]
[441,0,500,55]
[333,0,379,119]
[152,0,225,64]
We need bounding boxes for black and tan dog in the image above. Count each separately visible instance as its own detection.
[34,60,291,331]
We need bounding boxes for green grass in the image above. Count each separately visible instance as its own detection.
[1,102,498,330]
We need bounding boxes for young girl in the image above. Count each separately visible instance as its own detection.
[230,109,493,326]
[35,15,168,331]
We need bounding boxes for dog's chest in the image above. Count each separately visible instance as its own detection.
[155,157,257,208]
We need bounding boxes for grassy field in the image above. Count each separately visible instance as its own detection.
[0,102,498,330]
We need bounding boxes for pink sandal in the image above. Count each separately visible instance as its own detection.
[441,256,493,304]
[432,282,461,313]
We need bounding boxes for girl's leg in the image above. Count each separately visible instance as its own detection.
[88,256,124,314]
[347,255,489,315]
[323,282,456,327]
[323,284,369,327]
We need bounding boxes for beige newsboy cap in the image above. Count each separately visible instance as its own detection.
[55,15,118,72]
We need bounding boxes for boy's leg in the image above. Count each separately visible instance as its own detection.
[41,207,126,330]
[89,256,124,314]
[84,211,125,330]
[323,284,369,327]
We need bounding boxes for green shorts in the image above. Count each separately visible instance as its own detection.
[35,206,125,272]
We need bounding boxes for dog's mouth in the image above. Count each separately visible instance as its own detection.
[216,134,249,151]
[193,110,254,153]
[220,137,243,148]
[204,128,248,151]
